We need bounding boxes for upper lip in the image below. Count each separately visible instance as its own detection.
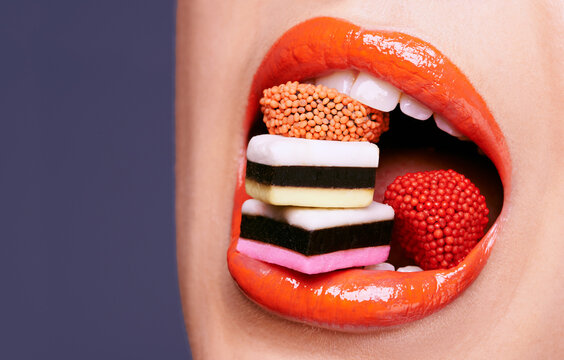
[227,17,511,329]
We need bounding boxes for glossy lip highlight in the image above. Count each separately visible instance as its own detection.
[227,17,511,329]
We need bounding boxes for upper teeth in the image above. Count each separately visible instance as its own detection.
[433,113,464,137]
[399,94,433,120]
[315,70,356,95]
[349,72,401,112]
[314,70,464,139]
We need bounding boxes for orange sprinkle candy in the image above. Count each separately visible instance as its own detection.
[260,81,389,143]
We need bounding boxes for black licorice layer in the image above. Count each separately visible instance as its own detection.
[246,160,376,189]
[240,215,393,256]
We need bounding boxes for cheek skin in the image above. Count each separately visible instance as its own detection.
[176,1,270,358]
[177,0,564,359]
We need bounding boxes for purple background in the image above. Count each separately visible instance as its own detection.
[1,1,191,358]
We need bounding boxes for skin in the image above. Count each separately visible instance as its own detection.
[176,1,564,359]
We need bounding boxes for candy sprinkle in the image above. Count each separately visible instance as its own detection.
[260,81,389,142]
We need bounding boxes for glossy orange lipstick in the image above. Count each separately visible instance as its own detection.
[228,17,511,329]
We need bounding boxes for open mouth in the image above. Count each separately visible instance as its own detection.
[227,17,510,330]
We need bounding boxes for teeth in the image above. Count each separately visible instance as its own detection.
[365,262,395,271]
[399,94,433,120]
[315,70,356,95]
[397,265,423,273]
[364,264,425,272]
[434,114,464,137]
[314,71,468,140]
[349,72,401,112]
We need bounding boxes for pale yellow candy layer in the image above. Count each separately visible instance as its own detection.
[245,179,374,208]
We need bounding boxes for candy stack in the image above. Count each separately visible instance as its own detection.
[236,81,395,274]
[237,133,395,274]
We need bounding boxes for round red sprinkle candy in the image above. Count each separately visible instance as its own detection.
[260,81,389,143]
[383,169,490,270]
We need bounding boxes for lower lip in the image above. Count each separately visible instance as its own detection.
[228,191,504,329]
[227,17,510,329]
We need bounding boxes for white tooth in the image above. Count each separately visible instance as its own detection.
[365,262,395,271]
[397,265,423,273]
[399,94,433,120]
[349,72,401,112]
[315,70,356,95]
[434,114,464,137]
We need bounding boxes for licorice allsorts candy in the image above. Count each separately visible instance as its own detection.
[245,135,380,208]
[237,199,394,274]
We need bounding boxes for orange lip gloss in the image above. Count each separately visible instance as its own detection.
[228,17,511,329]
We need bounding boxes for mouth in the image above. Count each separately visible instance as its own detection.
[227,17,510,330]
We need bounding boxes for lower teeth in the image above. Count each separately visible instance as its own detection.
[365,262,395,271]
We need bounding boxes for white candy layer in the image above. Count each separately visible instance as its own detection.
[247,134,380,167]
[242,199,394,231]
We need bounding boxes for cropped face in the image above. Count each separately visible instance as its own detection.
[176,1,564,359]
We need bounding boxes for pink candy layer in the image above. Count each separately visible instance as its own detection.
[237,238,390,275]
